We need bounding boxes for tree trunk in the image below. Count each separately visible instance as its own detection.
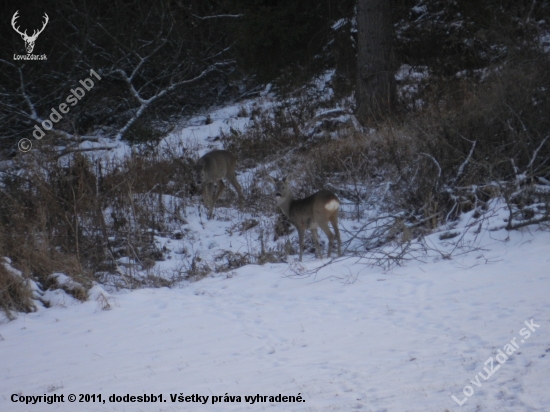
[356,0,396,124]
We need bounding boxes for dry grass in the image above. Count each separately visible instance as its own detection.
[0,147,196,314]
[0,260,35,320]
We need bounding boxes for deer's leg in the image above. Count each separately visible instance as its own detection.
[329,215,341,256]
[226,170,243,201]
[318,222,334,258]
[311,228,323,259]
[201,183,210,209]
[204,182,215,218]
[213,179,226,204]
[296,226,305,262]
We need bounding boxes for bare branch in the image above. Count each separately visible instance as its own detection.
[506,214,550,230]
[114,62,231,140]
[527,135,549,171]
[18,67,41,123]
[454,140,476,183]
[419,153,441,187]
[192,14,243,20]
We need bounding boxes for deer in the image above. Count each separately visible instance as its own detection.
[267,175,341,262]
[193,150,243,219]
[11,11,49,54]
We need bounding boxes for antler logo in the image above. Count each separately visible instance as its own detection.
[11,11,49,54]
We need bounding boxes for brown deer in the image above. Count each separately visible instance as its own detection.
[267,176,341,261]
[194,150,243,218]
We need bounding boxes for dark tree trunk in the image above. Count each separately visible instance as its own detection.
[356,0,396,124]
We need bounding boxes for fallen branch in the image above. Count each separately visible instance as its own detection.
[506,214,550,230]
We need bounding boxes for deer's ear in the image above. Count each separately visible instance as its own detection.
[266,176,275,184]
[282,175,289,183]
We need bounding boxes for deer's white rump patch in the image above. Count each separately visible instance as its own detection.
[325,199,339,211]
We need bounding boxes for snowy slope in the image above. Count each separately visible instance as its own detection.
[1,215,549,411]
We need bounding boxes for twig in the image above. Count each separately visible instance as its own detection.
[192,14,243,20]
[527,135,548,171]
[419,153,441,188]
[454,140,476,184]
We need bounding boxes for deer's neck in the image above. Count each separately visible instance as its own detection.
[277,194,293,218]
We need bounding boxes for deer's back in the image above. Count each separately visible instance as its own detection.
[200,150,236,181]
[289,190,339,228]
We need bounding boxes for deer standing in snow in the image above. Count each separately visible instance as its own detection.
[193,150,243,219]
[267,176,341,261]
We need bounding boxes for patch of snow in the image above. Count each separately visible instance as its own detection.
[411,5,428,15]
[331,18,348,31]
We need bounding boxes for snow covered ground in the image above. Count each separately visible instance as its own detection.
[1,203,549,411]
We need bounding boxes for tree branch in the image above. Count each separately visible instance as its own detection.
[192,14,243,20]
